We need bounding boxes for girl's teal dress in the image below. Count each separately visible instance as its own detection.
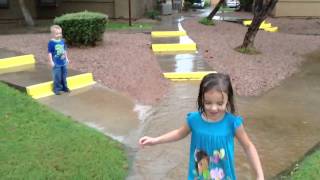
[186,112,243,180]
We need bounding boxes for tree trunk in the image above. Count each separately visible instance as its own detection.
[241,0,278,49]
[18,0,34,26]
[207,0,225,20]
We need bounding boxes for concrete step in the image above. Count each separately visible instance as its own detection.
[39,84,141,143]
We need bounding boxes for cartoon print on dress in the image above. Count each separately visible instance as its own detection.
[193,148,229,180]
[194,150,210,180]
[54,44,66,59]
[210,167,225,180]
[212,149,225,164]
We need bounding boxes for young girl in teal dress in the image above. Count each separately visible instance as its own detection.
[139,73,264,180]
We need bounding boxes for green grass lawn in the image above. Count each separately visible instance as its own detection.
[283,149,320,180]
[219,6,236,13]
[106,21,153,30]
[0,82,128,179]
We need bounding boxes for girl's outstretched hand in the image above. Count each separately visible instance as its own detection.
[139,136,158,147]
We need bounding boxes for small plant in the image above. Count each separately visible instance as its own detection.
[204,0,211,8]
[145,10,160,20]
[199,17,215,26]
[183,1,193,11]
[235,46,261,55]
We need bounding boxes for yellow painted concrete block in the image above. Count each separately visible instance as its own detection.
[152,43,197,52]
[151,31,187,38]
[163,71,216,80]
[243,20,252,26]
[0,54,35,69]
[243,20,273,29]
[264,26,278,32]
[26,73,96,99]
[259,23,272,29]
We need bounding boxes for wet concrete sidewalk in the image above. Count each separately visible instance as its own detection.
[0,48,143,145]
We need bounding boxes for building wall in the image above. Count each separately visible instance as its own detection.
[115,0,156,19]
[273,0,320,17]
[115,0,157,19]
[0,0,37,20]
[37,0,114,19]
[0,0,157,21]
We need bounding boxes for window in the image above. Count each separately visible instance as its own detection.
[0,0,9,8]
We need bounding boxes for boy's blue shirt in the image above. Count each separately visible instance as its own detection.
[48,39,68,66]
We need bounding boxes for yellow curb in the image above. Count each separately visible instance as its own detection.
[26,73,96,99]
[259,23,272,29]
[0,54,36,69]
[152,43,197,52]
[151,31,187,38]
[243,20,274,30]
[163,71,216,80]
[263,26,278,32]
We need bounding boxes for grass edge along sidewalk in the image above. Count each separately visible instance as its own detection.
[276,142,320,180]
[0,82,128,179]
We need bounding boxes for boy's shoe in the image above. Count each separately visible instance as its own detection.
[63,88,71,93]
[54,91,61,95]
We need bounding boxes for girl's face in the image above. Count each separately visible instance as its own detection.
[203,89,228,121]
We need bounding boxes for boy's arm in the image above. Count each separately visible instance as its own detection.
[236,126,264,180]
[65,51,70,63]
[48,53,54,67]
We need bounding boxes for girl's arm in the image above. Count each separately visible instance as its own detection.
[236,126,264,180]
[139,123,190,147]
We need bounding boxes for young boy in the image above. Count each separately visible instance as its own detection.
[48,25,70,95]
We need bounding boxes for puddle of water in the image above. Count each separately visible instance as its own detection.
[0,48,21,59]
[127,81,200,180]
[157,53,213,72]
[39,84,143,146]
[0,63,80,87]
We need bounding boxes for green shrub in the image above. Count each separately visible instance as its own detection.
[240,0,253,11]
[145,10,160,20]
[54,11,108,46]
[204,0,211,8]
[183,1,193,11]
[199,17,215,26]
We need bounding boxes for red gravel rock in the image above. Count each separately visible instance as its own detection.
[182,18,320,96]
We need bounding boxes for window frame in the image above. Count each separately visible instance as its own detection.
[0,0,9,9]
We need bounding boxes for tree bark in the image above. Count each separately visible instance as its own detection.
[241,0,278,49]
[18,0,34,26]
[207,0,225,20]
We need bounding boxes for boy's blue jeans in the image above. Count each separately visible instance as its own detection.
[52,65,68,94]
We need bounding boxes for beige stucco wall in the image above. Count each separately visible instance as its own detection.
[37,0,114,19]
[115,0,157,19]
[0,0,155,21]
[0,0,37,20]
[273,0,320,17]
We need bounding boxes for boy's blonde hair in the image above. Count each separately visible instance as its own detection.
[50,25,62,33]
